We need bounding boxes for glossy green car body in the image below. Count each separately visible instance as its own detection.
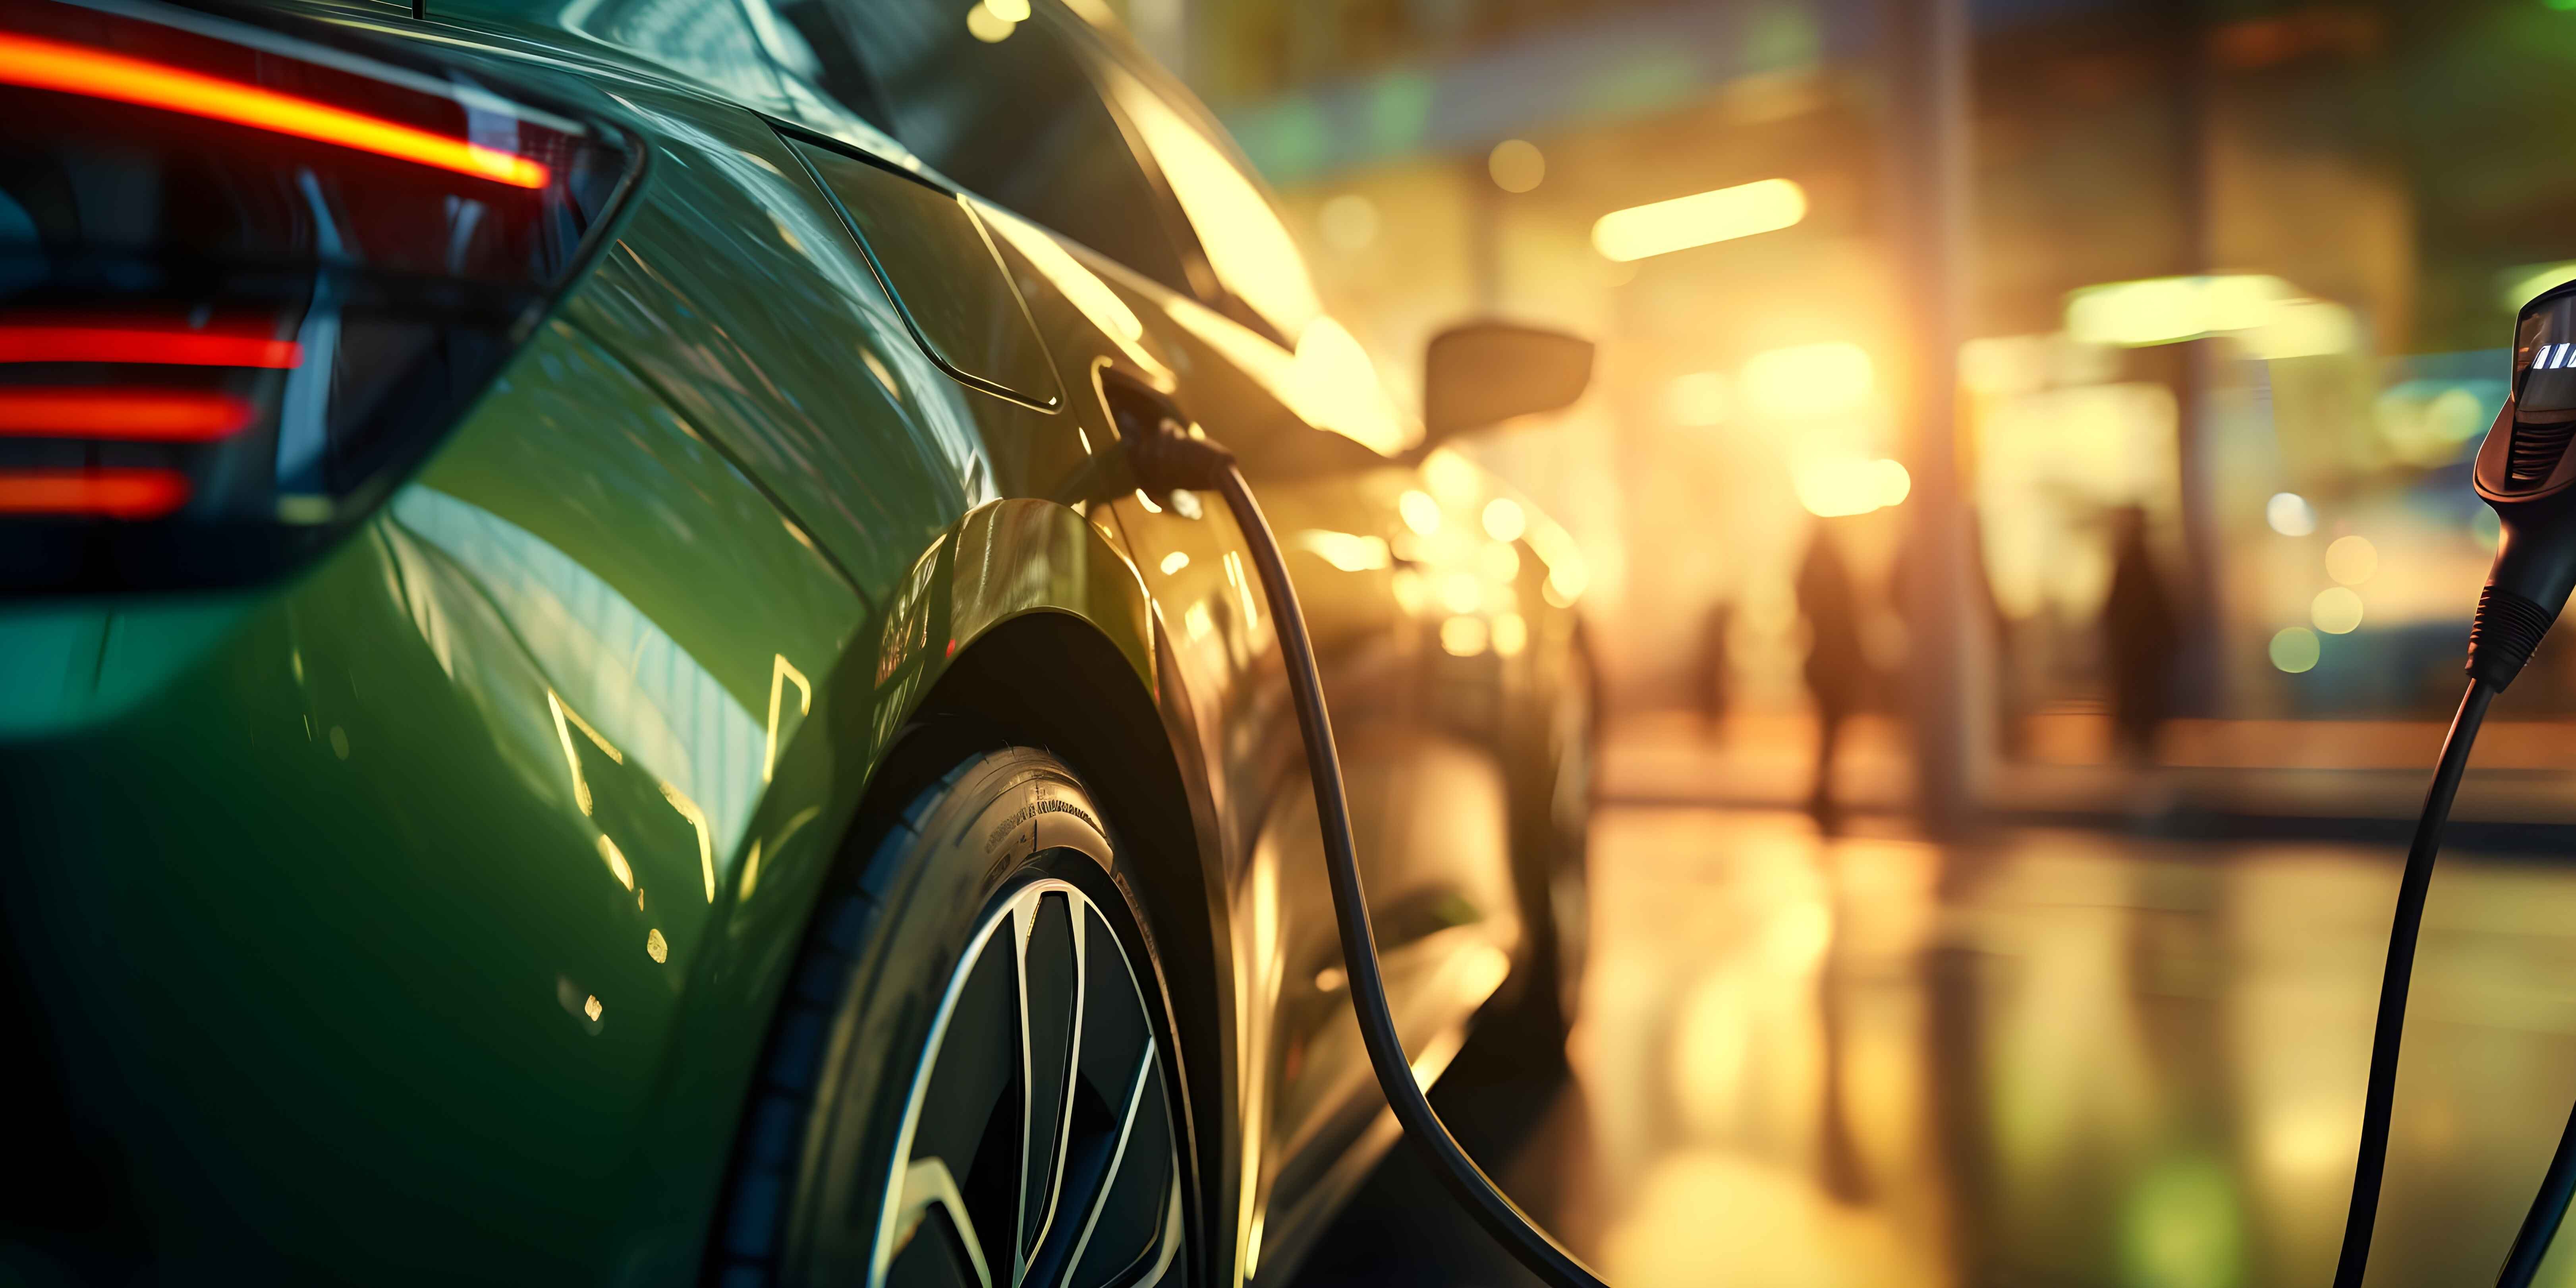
[0,2,1594,1284]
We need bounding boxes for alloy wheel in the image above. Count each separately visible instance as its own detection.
[874,878,1184,1288]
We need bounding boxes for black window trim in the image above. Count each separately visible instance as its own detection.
[751,0,1302,352]
[1042,5,1304,350]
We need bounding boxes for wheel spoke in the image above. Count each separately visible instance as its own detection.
[1060,1057,1173,1288]
[911,919,1022,1281]
[1072,908,1150,1111]
[1123,1185,1185,1288]
[1017,892,1081,1269]
[888,1158,996,1288]
[879,881,1180,1288]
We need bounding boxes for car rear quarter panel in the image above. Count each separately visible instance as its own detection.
[0,317,863,1281]
[0,26,1169,1280]
[0,8,1578,1283]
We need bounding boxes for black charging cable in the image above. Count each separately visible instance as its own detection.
[2499,1108,2576,1288]
[1127,392,2576,1288]
[2333,385,2576,1288]
[1123,417,1612,1288]
[2329,676,2492,1288]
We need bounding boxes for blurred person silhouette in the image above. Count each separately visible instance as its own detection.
[1798,522,1869,832]
[2102,505,2178,764]
[1698,599,1734,738]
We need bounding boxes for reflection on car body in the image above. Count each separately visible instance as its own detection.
[0,1,1595,1284]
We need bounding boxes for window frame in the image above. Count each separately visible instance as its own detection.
[745,0,1307,352]
[1046,8,1313,350]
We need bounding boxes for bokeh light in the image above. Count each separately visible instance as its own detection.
[2065,274,2295,347]
[1440,614,1489,656]
[1590,178,1806,262]
[965,1,1016,42]
[1792,457,1910,518]
[1318,193,1379,253]
[1398,489,1441,535]
[2266,492,2316,537]
[1487,139,1545,193]
[2270,627,2321,673]
[2325,536,2377,586]
[2311,587,2364,635]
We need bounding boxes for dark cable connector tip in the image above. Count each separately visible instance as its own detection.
[1125,415,1237,495]
[2467,585,2558,691]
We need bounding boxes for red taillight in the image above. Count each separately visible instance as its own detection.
[0,0,637,595]
[0,31,550,189]
[0,390,255,441]
[0,469,190,519]
[0,322,301,369]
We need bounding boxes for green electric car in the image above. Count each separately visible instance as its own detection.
[0,1,1598,1284]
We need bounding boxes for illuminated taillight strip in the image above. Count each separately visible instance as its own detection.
[0,389,256,440]
[0,324,301,368]
[0,32,549,189]
[0,468,189,518]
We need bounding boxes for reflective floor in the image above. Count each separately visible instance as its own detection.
[1293,801,2576,1287]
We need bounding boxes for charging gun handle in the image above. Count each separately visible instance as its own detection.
[2344,398,2576,1288]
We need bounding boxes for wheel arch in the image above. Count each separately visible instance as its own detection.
[828,497,1241,1282]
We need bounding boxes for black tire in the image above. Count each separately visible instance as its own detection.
[713,747,1197,1288]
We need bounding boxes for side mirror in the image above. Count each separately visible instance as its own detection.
[1420,321,1594,454]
